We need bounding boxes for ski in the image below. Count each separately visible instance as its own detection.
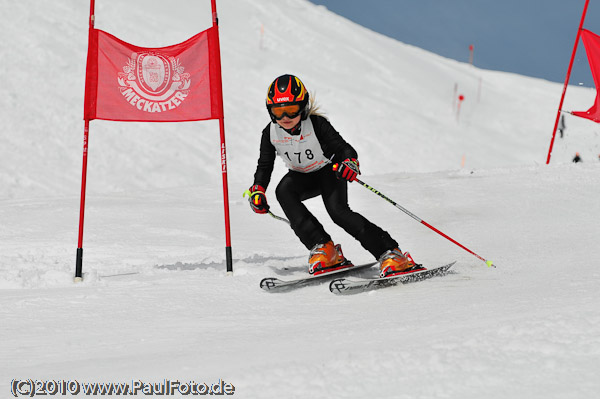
[329,261,456,295]
[260,261,377,292]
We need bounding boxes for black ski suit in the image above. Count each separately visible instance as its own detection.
[253,114,398,259]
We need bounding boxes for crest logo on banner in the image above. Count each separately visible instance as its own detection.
[118,52,191,113]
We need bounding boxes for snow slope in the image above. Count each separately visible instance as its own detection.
[1,0,599,398]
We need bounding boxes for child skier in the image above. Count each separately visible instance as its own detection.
[247,74,424,278]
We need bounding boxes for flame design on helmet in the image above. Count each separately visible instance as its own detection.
[266,74,309,121]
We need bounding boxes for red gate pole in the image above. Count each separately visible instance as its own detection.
[75,121,90,281]
[75,0,96,281]
[468,44,474,65]
[546,0,590,164]
[211,0,233,274]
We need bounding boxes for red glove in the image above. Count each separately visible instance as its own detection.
[333,158,360,182]
[247,184,269,214]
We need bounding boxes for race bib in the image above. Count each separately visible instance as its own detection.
[269,118,329,173]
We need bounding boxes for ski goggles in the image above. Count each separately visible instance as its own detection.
[269,104,301,120]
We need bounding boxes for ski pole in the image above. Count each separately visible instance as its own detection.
[268,210,290,225]
[353,177,495,268]
[243,190,290,225]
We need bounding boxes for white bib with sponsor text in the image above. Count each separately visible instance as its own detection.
[269,118,329,173]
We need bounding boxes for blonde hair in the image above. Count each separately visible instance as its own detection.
[305,91,327,119]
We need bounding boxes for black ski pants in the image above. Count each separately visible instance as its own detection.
[275,167,398,259]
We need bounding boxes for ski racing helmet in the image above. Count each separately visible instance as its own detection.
[266,74,309,122]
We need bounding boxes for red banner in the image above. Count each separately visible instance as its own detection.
[84,27,223,122]
[572,29,600,123]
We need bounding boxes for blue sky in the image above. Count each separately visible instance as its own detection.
[308,0,600,87]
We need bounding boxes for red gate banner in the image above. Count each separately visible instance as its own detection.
[84,27,223,122]
[572,29,600,123]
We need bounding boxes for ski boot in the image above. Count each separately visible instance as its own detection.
[308,241,352,275]
[379,249,426,278]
